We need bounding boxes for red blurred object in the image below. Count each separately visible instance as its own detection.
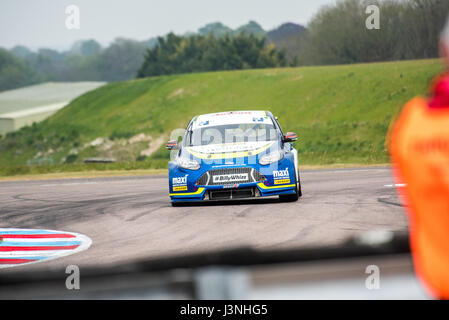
[428,72,449,109]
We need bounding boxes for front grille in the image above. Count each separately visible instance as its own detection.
[196,168,265,186]
[209,188,255,200]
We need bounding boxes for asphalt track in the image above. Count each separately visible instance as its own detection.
[0,167,408,272]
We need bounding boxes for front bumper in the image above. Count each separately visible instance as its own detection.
[169,182,296,202]
[169,154,297,202]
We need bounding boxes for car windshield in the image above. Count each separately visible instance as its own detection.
[187,123,278,146]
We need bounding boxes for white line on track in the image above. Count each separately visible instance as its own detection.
[384,183,407,187]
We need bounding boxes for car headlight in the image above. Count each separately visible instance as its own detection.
[259,151,284,165]
[177,157,200,170]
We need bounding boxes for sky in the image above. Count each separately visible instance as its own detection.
[0,0,335,51]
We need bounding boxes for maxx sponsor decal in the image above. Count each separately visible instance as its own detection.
[273,168,291,185]
[172,174,188,191]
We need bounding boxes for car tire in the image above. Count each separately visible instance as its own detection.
[279,171,301,202]
[297,172,302,198]
[171,202,181,207]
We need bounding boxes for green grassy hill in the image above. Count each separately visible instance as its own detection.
[0,59,443,176]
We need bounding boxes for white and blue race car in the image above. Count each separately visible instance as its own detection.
[166,111,302,205]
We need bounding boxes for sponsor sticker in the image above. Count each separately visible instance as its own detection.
[273,168,289,179]
[173,186,188,191]
[172,174,188,185]
[213,173,248,183]
[273,168,291,185]
[274,179,291,185]
[212,111,252,117]
[223,184,239,189]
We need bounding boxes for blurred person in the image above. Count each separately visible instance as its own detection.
[389,17,449,299]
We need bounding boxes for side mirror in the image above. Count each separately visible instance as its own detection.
[166,140,179,150]
[283,132,297,142]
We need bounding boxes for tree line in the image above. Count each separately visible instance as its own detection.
[137,0,449,77]
[136,33,287,78]
[298,0,449,65]
[0,38,149,92]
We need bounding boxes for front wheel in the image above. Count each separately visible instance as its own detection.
[171,202,182,207]
[279,171,302,202]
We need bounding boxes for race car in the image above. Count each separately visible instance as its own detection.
[166,111,302,205]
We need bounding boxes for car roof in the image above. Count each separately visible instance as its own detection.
[192,111,273,129]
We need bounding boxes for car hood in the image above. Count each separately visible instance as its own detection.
[185,141,275,159]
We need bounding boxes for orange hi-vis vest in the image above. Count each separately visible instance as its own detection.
[390,97,449,299]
